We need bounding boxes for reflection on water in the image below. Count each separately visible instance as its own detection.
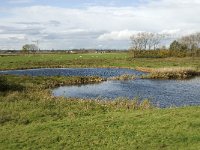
[53,78,200,108]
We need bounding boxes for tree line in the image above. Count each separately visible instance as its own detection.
[170,33,200,56]
[130,32,200,57]
[130,32,166,51]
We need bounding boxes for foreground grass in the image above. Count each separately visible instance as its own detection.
[0,75,200,149]
[0,53,200,70]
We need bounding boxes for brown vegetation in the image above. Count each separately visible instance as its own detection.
[142,67,200,79]
[108,74,136,80]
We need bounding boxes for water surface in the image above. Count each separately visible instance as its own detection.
[53,78,200,108]
[0,68,145,77]
[1,68,199,108]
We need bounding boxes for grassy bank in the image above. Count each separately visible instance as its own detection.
[0,75,200,149]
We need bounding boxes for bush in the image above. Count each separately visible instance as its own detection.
[130,50,171,58]
[129,49,200,58]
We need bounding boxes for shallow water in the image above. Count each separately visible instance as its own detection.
[0,68,145,78]
[1,68,199,108]
[53,78,200,108]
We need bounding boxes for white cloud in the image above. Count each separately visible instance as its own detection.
[98,30,142,41]
[160,29,181,35]
[1,0,200,49]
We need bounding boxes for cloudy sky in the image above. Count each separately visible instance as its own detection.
[0,0,200,50]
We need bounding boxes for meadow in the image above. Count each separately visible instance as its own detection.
[0,52,200,70]
[0,52,200,149]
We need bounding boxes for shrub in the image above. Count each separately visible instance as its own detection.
[130,50,171,58]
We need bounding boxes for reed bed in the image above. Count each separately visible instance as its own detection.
[143,67,200,79]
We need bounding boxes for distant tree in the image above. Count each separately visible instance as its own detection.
[160,45,167,50]
[169,40,187,51]
[22,44,38,53]
[151,33,166,50]
[130,32,166,51]
[130,33,142,51]
[169,40,188,57]
[177,32,200,56]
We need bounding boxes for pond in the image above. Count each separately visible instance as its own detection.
[0,68,145,77]
[1,68,199,108]
[53,78,200,108]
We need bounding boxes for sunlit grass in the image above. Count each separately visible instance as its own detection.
[0,75,200,149]
[0,53,200,70]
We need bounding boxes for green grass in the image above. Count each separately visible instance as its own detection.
[0,53,200,70]
[1,106,200,149]
[0,53,128,70]
[0,53,200,149]
[0,75,200,149]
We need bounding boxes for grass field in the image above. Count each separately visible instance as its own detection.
[0,53,200,70]
[0,53,200,149]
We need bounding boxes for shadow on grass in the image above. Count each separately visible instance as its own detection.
[0,76,24,92]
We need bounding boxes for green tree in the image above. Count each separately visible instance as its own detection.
[169,40,186,51]
[169,40,187,57]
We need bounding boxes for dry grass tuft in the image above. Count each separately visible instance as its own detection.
[108,74,136,81]
[143,67,200,79]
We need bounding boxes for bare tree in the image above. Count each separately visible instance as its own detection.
[130,32,166,51]
[152,33,166,50]
[147,33,155,50]
[130,33,142,51]
[178,32,200,56]
[22,44,38,53]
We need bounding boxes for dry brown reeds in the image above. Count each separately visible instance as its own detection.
[143,67,200,79]
[108,74,136,81]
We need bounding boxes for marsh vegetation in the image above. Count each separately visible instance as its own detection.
[142,67,200,79]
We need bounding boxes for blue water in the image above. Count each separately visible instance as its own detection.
[0,68,199,108]
[0,68,145,78]
[53,78,200,108]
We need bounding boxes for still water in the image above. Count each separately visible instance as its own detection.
[53,78,200,108]
[0,68,145,77]
[0,68,199,108]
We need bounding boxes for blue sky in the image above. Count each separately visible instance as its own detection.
[0,0,200,50]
